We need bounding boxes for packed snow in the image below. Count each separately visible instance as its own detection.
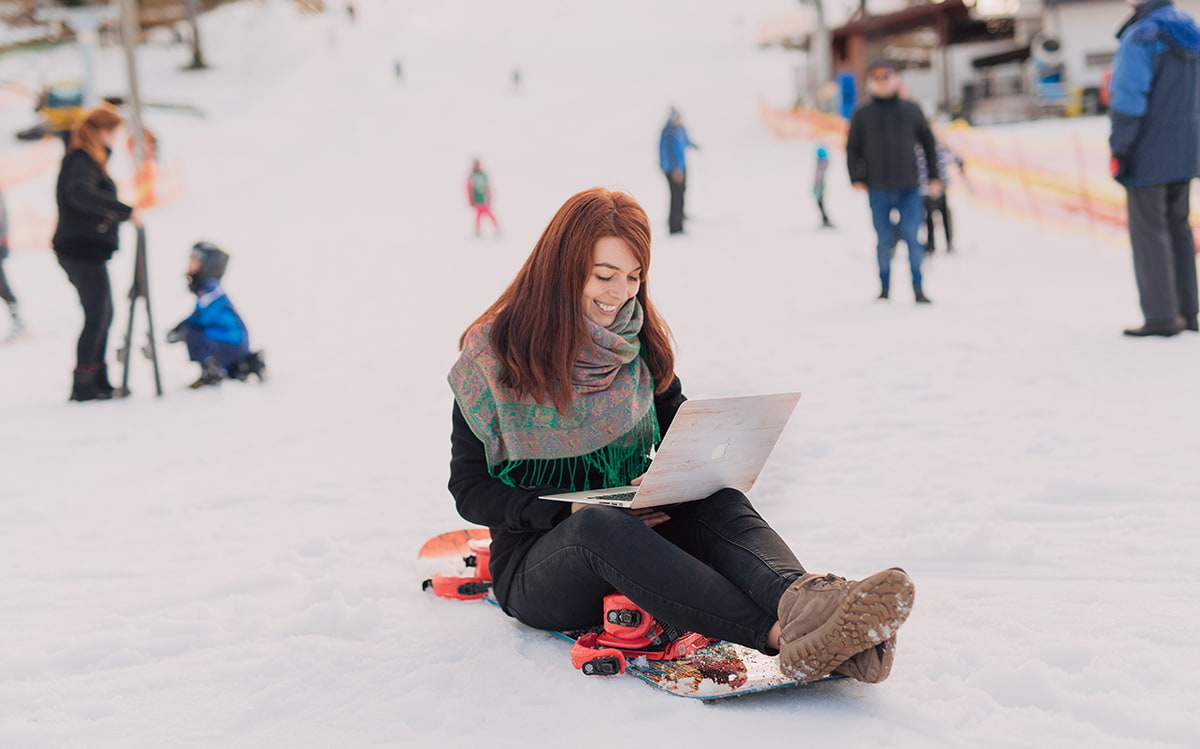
[1,0,1197,746]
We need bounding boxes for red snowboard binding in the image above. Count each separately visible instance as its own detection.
[422,537,493,600]
[570,593,715,676]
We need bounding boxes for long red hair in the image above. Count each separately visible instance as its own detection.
[461,187,675,412]
[68,106,123,174]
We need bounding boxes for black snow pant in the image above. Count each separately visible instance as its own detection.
[499,488,806,654]
[923,194,952,252]
[1126,182,1199,325]
[666,172,686,234]
[57,255,114,369]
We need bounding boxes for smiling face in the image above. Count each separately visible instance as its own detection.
[582,236,642,327]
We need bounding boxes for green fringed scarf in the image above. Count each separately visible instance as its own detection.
[448,299,658,491]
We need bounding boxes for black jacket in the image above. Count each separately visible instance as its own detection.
[448,376,687,612]
[846,95,939,191]
[52,148,133,262]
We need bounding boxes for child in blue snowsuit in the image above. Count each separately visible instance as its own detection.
[167,242,264,388]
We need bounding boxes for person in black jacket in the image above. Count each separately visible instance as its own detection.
[446,188,915,684]
[53,106,142,401]
[846,60,940,303]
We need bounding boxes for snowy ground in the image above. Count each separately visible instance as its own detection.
[1,0,1198,747]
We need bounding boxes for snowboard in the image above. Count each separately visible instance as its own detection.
[419,528,841,701]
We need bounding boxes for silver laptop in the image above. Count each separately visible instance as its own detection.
[540,392,801,509]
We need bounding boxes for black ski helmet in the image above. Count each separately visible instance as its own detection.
[190,241,229,282]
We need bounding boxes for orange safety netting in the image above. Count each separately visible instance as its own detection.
[760,100,1200,248]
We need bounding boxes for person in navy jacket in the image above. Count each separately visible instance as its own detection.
[1109,0,1200,337]
[167,242,264,387]
[658,107,698,235]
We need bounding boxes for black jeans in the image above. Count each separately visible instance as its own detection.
[57,255,113,368]
[502,489,805,653]
[666,172,686,234]
[1126,182,1199,323]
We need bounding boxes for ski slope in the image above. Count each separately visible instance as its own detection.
[1,1,1197,746]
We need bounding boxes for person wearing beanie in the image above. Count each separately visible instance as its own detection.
[1109,0,1200,337]
[814,144,834,228]
[165,242,264,388]
[846,59,940,303]
[466,158,499,238]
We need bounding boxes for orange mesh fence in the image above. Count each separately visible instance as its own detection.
[760,101,1200,249]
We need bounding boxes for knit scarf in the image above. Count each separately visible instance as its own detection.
[448,299,658,491]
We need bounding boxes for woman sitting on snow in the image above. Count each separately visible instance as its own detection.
[446,187,914,683]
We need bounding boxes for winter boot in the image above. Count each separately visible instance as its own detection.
[189,357,225,389]
[777,568,914,682]
[877,289,889,300]
[833,635,897,684]
[70,364,113,402]
[233,350,266,382]
[914,288,932,304]
[94,363,116,397]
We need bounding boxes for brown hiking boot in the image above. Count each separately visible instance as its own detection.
[777,568,914,682]
[833,636,897,683]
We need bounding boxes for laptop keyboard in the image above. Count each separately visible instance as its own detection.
[592,491,637,503]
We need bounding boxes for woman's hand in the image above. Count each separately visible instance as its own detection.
[624,474,669,526]
[572,474,670,528]
[627,506,670,528]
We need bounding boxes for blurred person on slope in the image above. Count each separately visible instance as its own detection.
[467,159,500,238]
[166,242,265,388]
[53,106,142,402]
[447,187,915,685]
[1109,0,1200,337]
[659,107,699,235]
[0,186,24,338]
[846,60,940,303]
[917,125,965,255]
[814,144,834,229]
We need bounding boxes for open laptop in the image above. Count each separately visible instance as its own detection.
[540,392,801,509]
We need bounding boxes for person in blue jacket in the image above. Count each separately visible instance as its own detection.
[658,107,698,235]
[1109,0,1200,337]
[166,242,265,388]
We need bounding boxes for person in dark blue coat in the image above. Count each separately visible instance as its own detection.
[166,242,265,388]
[658,107,698,235]
[1109,0,1200,337]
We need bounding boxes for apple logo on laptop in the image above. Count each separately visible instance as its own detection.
[711,438,731,461]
